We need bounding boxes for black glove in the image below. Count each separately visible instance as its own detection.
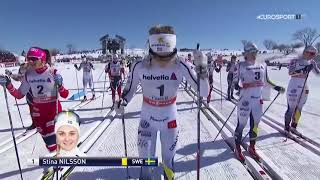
[302,64,313,74]
[274,86,285,93]
[0,75,11,87]
[115,98,128,114]
[5,69,12,76]
[195,66,208,79]
[74,64,78,69]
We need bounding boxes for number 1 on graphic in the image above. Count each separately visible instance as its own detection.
[157,84,164,96]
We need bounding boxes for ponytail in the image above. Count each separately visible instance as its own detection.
[43,49,52,66]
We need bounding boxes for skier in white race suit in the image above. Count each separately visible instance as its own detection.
[74,56,95,101]
[116,25,209,180]
[285,45,320,133]
[233,42,285,162]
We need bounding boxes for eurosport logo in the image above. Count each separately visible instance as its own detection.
[256,14,303,20]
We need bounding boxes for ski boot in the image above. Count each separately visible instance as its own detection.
[231,95,235,99]
[111,101,115,110]
[91,94,96,100]
[226,95,231,101]
[290,127,300,135]
[26,123,36,131]
[235,91,240,96]
[163,163,174,180]
[234,144,245,163]
[207,94,211,104]
[248,140,260,161]
[42,166,54,180]
[81,96,87,102]
[290,122,299,134]
[284,125,290,136]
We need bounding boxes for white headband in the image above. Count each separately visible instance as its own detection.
[149,34,176,53]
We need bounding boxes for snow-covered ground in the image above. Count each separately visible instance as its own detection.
[0,51,319,180]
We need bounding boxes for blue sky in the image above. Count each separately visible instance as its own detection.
[0,0,319,54]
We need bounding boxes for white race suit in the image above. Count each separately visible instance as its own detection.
[122,57,209,179]
[76,61,95,97]
[285,58,320,129]
[233,61,278,144]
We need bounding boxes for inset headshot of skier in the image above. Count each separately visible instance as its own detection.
[54,111,86,157]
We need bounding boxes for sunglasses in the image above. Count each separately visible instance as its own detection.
[305,51,316,56]
[245,49,258,54]
[27,57,41,62]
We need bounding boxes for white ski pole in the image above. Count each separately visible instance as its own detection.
[15,98,25,128]
[91,67,95,94]
[196,43,201,180]
[75,67,80,100]
[121,110,130,179]
[101,73,107,111]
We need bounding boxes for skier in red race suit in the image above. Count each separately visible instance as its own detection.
[105,54,125,107]
[0,47,69,153]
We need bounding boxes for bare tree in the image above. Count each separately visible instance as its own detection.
[291,42,304,49]
[263,39,277,50]
[315,42,320,54]
[277,44,291,54]
[278,44,294,55]
[293,27,320,47]
[66,44,76,54]
[50,48,60,56]
[241,40,250,47]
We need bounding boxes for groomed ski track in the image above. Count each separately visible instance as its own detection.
[68,88,253,180]
[1,64,320,179]
[206,67,320,180]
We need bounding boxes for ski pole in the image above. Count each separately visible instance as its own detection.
[212,104,237,143]
[196,43,201,180]
[101,73,107,111]
[97,68,104,82]
[241,92,281,143]
[15,98,25,128]
[91,68,95,93]
[220,71,222,110]
[293,72,310,125]
[55,82,59,116]
[75,67,80,100]
[2,86,24,180]
[121,111,130,179]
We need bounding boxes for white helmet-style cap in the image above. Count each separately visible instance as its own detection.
[244,42,259,54]
[112,54,119,61]
[54,111,80,135]
[148,25,177,59]
[303,45,318,54]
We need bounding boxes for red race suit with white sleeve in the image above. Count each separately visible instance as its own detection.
[7,66,69,152]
